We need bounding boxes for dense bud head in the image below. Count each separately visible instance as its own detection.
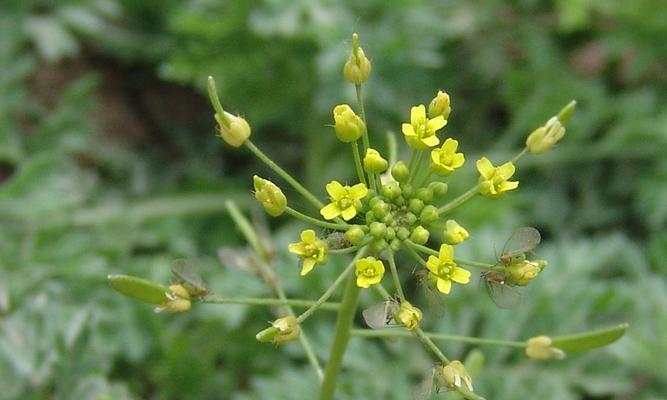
[391,161,410,183]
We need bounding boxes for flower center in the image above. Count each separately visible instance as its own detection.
[363,267,377,277]
[437,263,454,278]
[338,197,352,209]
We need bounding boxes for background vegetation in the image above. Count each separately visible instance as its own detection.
[1,1,666,399]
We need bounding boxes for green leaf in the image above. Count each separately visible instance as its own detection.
[551,323,629,353]
[107,274,167,305]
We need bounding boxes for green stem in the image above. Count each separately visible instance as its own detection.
[455,258,497,270]
[245,140,324,209]
[414,327,450,364]
[408,150,425,183]
[351,141,367,185]
[437,185,479,215]
[284,207,348,230]
[350,329,526,348]
[386,131,398,166]
[407,149,418,175]
[203,296,340,310]
[387,250,406,301]
[404,241,428,268]
[319,256,363,400]
[225,200,268,259]
[418,170,434,188]
[297,249,366,324]
[511,147,529,164]
[368,171,377,193]
[355,84,370,155]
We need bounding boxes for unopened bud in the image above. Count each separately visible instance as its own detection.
[363,148,388,173]
[215,112,251,147]
[333,104,365,143]
[343,33,371,84]
[507,259,544,286]
[391,161,410,183]
[256,316,301,344]
[442,360,473,392]
[443,220,469,245]
[526,335,566,360]
[394,301,422,330]
[428,90,451,120]
[410,226,430,245]
[345,225,366,245]
[253,176,287,217]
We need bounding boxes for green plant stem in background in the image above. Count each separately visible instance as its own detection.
[319,262,362,400]
[297,249,366,324]
[351,141,367,186]
[387,250,406,301]
[203,296,341,310]
[245,140,325,209]
[284,207,348,230]
[437,185,479,215]
[386,131,398,166]
[355,84,370,155]
[408,150,425,183]
[511,147,529,164]
[351,329,525,348]
[225,200,269,259]
[404,241,428,267]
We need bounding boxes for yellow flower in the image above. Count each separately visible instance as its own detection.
[355,257,385,288]
[255,316,301,344]
[430,138,465,176]
[395,301,422,330]
[525,335,566,360]
[476,157,519,199]
[333,104,365,143]
[154,284,191,313]
[442,360,473,391]
[428,90,451,120]
[425,244,471,294]
[443,219,469,245]
[288,230,327,276]
[320,181,368,221]
[401,105,446,149]
[253,176,287,217]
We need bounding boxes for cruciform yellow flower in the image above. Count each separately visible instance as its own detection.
[355,256,385,288]
[430,138,465,176]
[425,244,471,294]
[476,157,519,199]
[401,105,446,149]
[320,181,368,221]
[288,229,328,275]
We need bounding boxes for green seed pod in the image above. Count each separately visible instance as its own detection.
[419,205,439,225]
[391,161,410,183]
[108,274,168,305]
[410,226,430,245]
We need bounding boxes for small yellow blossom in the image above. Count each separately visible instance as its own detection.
[401,105,446,149]
[426,244,471,294]
[253,176,287,217]
[333,104,365,143]
[288,230,327,276]
[154,284,191,313]
[476,157,519,199]
[255,316,301,344]
[355,257,385,288]
[507,259,546,286]
[320,181,368,221]
[363,148,388,173]
[428,90,451,120]
[526,116,565,155]
[525,335,566,360]
[430,138,465,176]
[395,301,422,330]
[442,360,474,391]
[443,219,469,245]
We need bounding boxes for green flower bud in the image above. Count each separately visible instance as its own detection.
[256,316,301,345]
[405,212,417,225]
[408,198,425,214]
[385,227,396,240]
[390,238,401,251]
[371,238,388,252]
[365,211,376,223]
[415,188,433,203]
[394,196,406,207]
[333,104,365,143]
[429,181,448,197]
[410,226,430,245]
[380,181,401,199]
[396,227,410,240]
[443,219,469,245]
[363,148,388,174]
[370,222,386,238]
[372,200,389,219]
[557,100,576,125]
[428,90,451,120]
[345,225,366,245]
[391,161,410,183]
[253,176,287,217]
[526,116,565,155]
[343,33,371,84]
[419,205,439,225]
[401,183,414,198]
[214,111,251,147]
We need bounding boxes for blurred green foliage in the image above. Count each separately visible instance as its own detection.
[1,0,666,399]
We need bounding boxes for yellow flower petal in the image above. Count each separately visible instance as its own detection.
[301,229,316,242]
[443,138,458,153]
[451,267,471,284]
[288,243,306,256]
[340,206,357,221]
[402,123,416,137]
[422,135,440,147]
[426,255,440,274]
[326,181,346,200]
[496,162,516,179]
[476,157,495,178]
[301,259,316,276]
[451,153,465,168]
[320,203,340,220]
[349,183,369,199]
[411,105,426,125]
[439,244,454,262]
[427,115,446,132]
[436,278,452,294]
[499,181,519,192]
